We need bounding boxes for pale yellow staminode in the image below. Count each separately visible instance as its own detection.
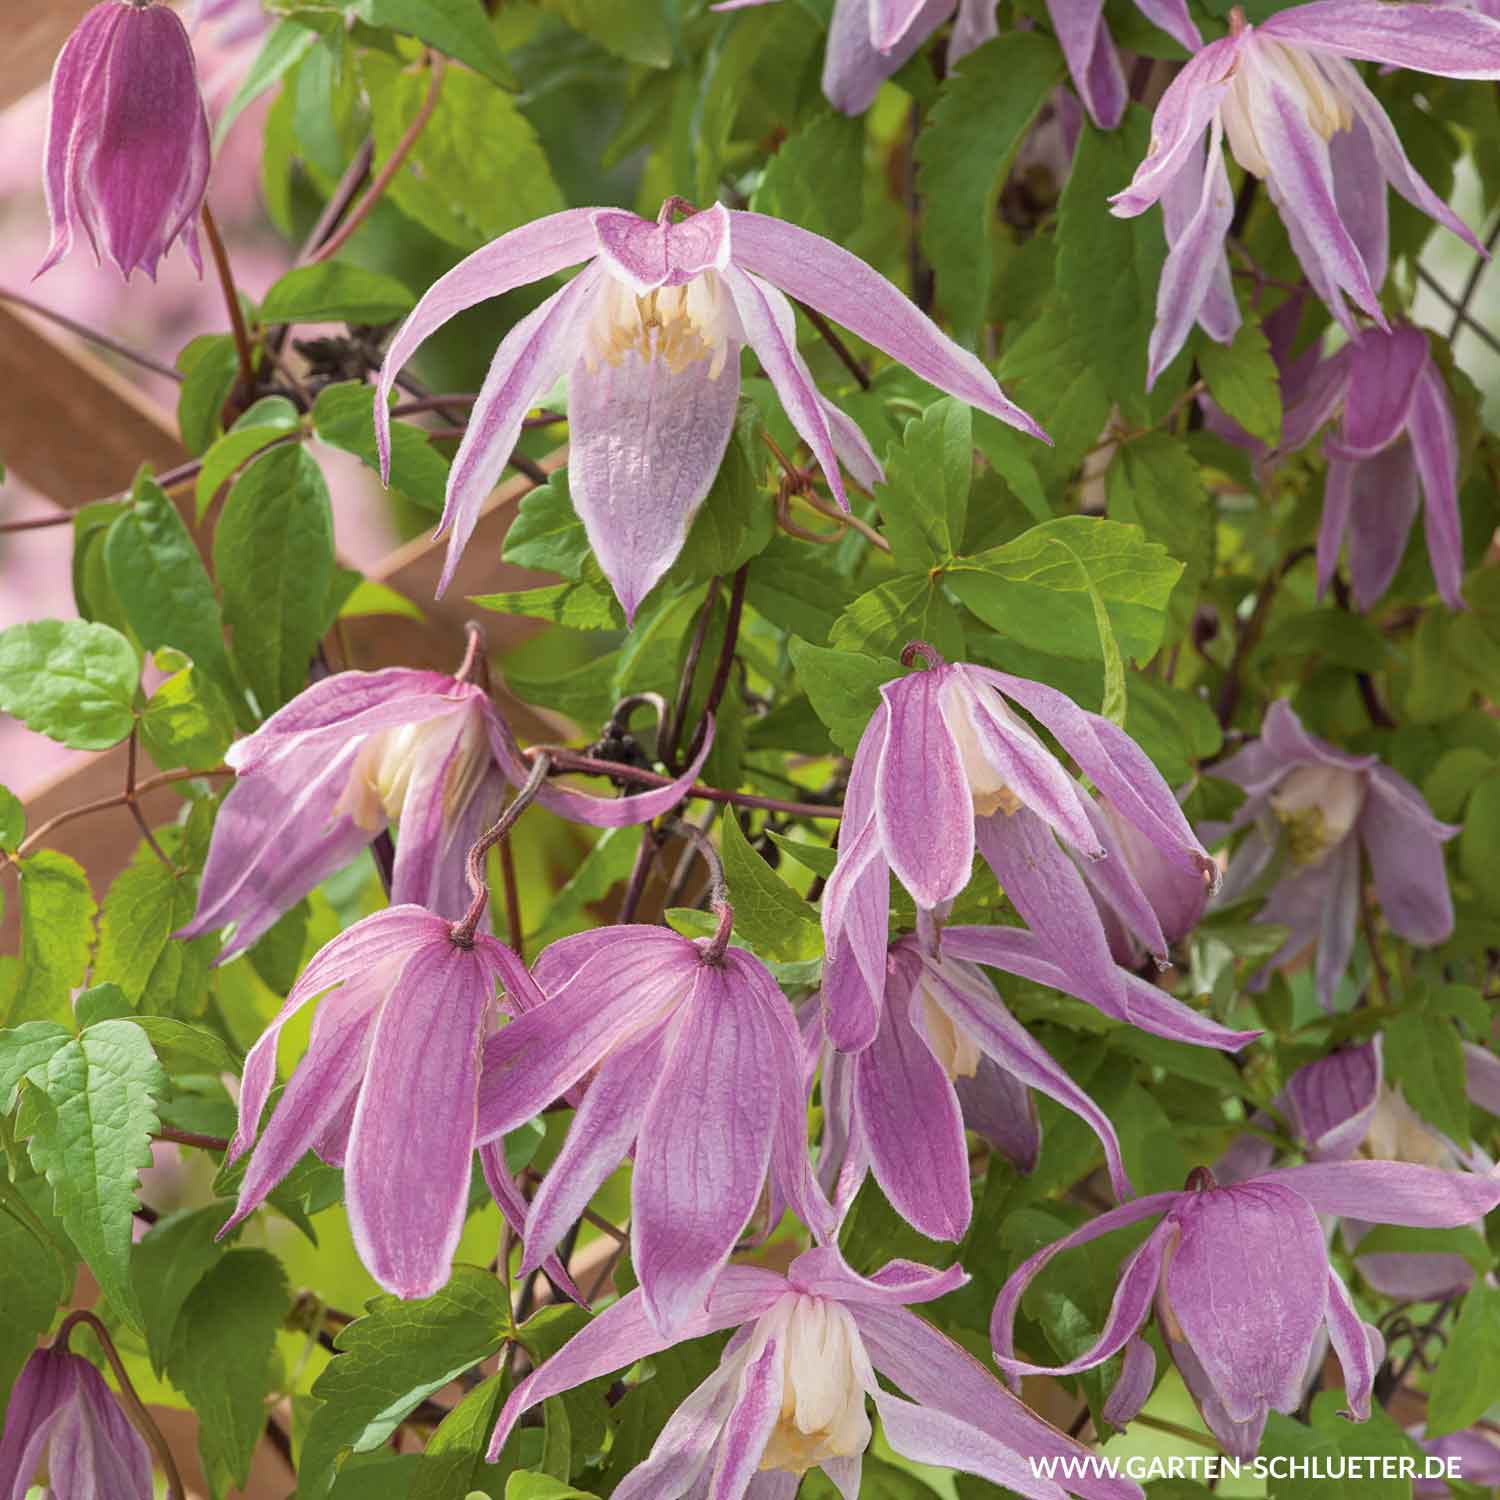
[758,1296,872,1476]
[1220,41,1355,180]
[940,676,1025,819]
[334,705,490,834]
[1270,763,1365,866]
[918,979,982,1081]
[584,271,735,379]
[1361,1088,1456,1170]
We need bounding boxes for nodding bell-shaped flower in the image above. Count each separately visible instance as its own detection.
[219,906,542,1299]
[1278,322,1463,611]
[40,0,212,282]
[992,1160,1500,1459]
[0,1343,154,1500]
[1111,1,1500,384]
[472,919,834,1333]
[485,1247,1144,1500]
[820,644,1218,1051]
[375,200,1044,620]
[813,927,1260,1238]
[178,666,713,962]
[1206,698,1457,1009]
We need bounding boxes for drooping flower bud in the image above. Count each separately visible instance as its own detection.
[40,1,212,282]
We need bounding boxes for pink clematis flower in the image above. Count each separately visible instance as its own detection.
[219,905,541,1299]
[1207,698,1457,1010]
[40,0,212,282]
[993,1160,1500,1458]
[1112,1,1500,384]
[375,200,1043,619]
[0,1344,153,1500]
[820,644,1218,1050]
[484,1247,1142,1500]
[813,930,1259,1238]
[178,667,711,961]
[1280,322,1463,610]
[473,922,833,1333]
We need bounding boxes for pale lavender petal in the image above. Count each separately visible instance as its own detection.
[820,394,884,491]
[345,939,494,1298]
[1260,697,1376,772]
[49,1360,154,1500]
[38,9,115,277]
[788,1246,967,1306]
[569,342,743,622]
[707,1341,783,1500]
[0,1348,78,1500]
[478,1143,583,1306]
[592,203,731,291]
[485,1273,785,1460]
[1281,343,1352,455]
[1313,834,1361,1010]
[1271,1160,1500,1225]
[613,1359,745,1500]
[955,1055,1039,1172]
[871,0,939,50]
[1165,1327,1267,1461]
[434,263,604,596]
[375,207,601,467]
[1322,1267,1382,1421]
[1286,1038,1382,1160]
[633,965,779,1331]
[727,211,1048,440]
[1315,455,1358,603]
[950,0,999,60]
[816,1042,868,1219]
[1342,443,1421,610]
[1048,0,1127,130]
[991,1205,1179,1375]
[1410,361,1465,610]
[1102,1337,1157,1426]
[876,671,974,907]
[1339,324,1428,455]
[1132,0,1202,53]
[1329,120,1389,301]
[1359,765,1458,945]
[1464,1043,1500,1117]
[1164,1181,1327,1423]
[1266,2,1500,79]
[822,0,945,114]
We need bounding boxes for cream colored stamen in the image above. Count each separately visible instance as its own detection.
[1270,764,1364,866]
[333,707,489,833]
[584,271,733,378]
[1361,1088,1455,1169]
[1220,41,1354,180]
[758,1297,871,1476]
[919,980,982,1081]
[940,678,1026,819]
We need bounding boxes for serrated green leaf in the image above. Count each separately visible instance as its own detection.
[214,443,335,715]
[743,539,845,645]
[133,1205,231,1374]
[194,399,300,521]
[0,1203,68,1426]
[177,334,244,457]
[167,1249,289,1497]
[128,1017,240,1078]
[412,1373,509,1500]
[95,847,215,1016]
[830,573,965,662]
[140,658,238,772]
[1197,318,1283,447]
[1049,536,1126,724]
[1384,1011,1469,1145]
[787,638,903,756]
[300,1266,512,1498]
[540,0,671,66]
[0,619,138,750]
[1263,1393,1423,1500]
[0,1021,72,1112]
[948,516,1182,664]
[751,109,863,241]
[719,810,822,962]
[338,579,426,622]
[354,0,515,87]
[471,578,623,630]
[18,1019,165,1331]
[915,33,1064,340]
[671,404,773,585]
[1427,1280,1500,1436]
[260,262,416,325]
[502,472,592,579]
[10,852,97,1028]
[313,382,451,513]
[875,399,973,570]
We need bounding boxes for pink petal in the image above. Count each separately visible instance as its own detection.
[592,203,732,292]
[1410,361,1465,610]
[1270,1160,1500,1225]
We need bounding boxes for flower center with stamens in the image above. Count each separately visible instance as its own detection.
[918,980,982,1081]
[1220,41,1355,180]
[1269,764,1364,866]
[334,706,490,833]
[759,1296,872,1476]
[1361,1088,1455,1169]
[585,271,734,378]
[940,679,1025,819]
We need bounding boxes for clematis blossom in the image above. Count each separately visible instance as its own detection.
[179,667,711,961]
[1280,322,1463,610]
[473,921,835,1333]
[375,200,1043,619]
[820,644,1218,1050]
[1206,698,1457,1009]
[219,905,543,1299]
[40,0,212,282]
[485,1247,1142,1500]
[1112,1,1500,383]
[814,930,1259,1238]
[992,1160,1500,1458]
[0,1343,153,1500]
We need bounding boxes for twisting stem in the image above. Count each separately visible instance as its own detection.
[125,728,175,871]
[617,824,663,926]
[200,202,256,392]
[57,1309,187,1500]
[153,1128,230,1152]
[692,566,748,758]
[454,620,486,685]
[0,289,182,382]
[311,56,447,267]
[499,838,525,960]
[663,580,721,770]
[451,752,552,947]
[661,818,732,963]
[297,138,375,266]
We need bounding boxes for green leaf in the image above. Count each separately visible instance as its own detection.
[1354,1223,1493,1277]
[0,785,25,851]
[411,1373,508,1500]
[214,443,335,715]
[875,399,973,570]
[129,1018,240,1078]
[0,1021,72,1111]
[363,55,560,250]
[105,470,239,707]
[829,573,965,662]
[95,847,216,1017]
[260,262,416,325]
[300,1266,512,1498]
[1383,1010,1470,1146]
[1427,1280,1500,1436]
[167,1250,290,1497]
[177,334,244,457]
[948,516,1182,664]
[0,1202,68,1426]
[17,1019,166,1331]
[1197,318,1283,448]
[750,109,863,241]
[539,0,672,66]
[743,539,845,645]
[133,1205,232,1374]
[502,471,593,579]
[506,1475,597,1500]
[10,852,97,1028]
[1263,1393,1424,1500]
[787,638,903,756]
[215,18,319,145]
[0,619,138,750]
[354,0,515,87]
[338,579,426,622]
[915,33,1064,340]
[1050,536,1126,724]
[140,657,238,772]
[471,578,623,630]
[194,398,301,520]
[718,810,822,962]
[313,381,451,512]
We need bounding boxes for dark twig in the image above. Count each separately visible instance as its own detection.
[795,299,870,390]
[200,202,256,393]
[1416,265,1500,359]
[297,138,375,266]
[153,1128,230,1153]
[1447,211,1500,346]
[125,728,175,871]
[662,580,722,770]
[0,289,182,381]
[0,511,73,533]
[450,753,553,946]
